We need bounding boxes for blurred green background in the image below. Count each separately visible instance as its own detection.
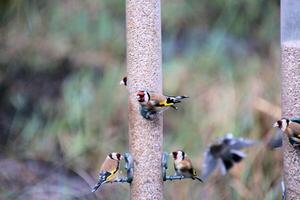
[0,0,282,199]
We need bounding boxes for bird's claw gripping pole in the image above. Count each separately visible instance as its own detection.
[165,175,186,181]
[124,152,134,183]
[162,151,169,181]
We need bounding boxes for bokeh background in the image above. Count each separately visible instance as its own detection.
[0,0,282,199]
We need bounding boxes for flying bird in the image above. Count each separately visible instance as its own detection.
[136,90,188,119]
[92,152,123,192]
[273,118,300,148]
[171,150,203,182]
[202,133,256,180]
[267,129,283,149]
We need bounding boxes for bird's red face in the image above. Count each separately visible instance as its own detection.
[137,91,149,102]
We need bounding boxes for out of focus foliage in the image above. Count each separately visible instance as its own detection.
[0,0,281,199]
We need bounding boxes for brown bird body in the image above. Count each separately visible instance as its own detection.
[99,156,120,178]
[286,122,300,136]
[92,152,123,192]
[137,91,188,113]
[171,150,202,182]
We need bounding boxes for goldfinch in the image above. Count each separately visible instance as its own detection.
[202,133,256,180]
[273,118,300,148]
[92,152,123,192]
[171,150,203,182]
[120,76,127,86]
[136,90,188,119]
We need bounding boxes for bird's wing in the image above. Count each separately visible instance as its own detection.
[267,129,283,149]
[92,158,120,192]
[229,149,246,163]
[228,137,256,150]
[99,158,119,181]
[291,118,300,124]
[184,156,193,168]
[201,150,218,180]
[219,159,228,175]
[92,171,112,192]
[179,158,193,171]
[99,171,112,182]
[149,93,170,106]
[288,135,300,146]
[220,158,234,173]
[289,122,300,136]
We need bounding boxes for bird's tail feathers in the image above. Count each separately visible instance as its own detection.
[171,105,178,110]
[92,173,109,192]
[167,96,189,104]
[92,179,106,192]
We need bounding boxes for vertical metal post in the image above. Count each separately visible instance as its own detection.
[281,1,300,198]
[126,0,163,199]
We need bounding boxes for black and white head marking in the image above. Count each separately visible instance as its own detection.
[120,76,127,86]
[109,152,123,160]
[274,118,289,131]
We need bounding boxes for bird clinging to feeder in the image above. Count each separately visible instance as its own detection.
[136,90,188,119]
[273,118,300,148]
[170,150,203,182]
[92,152,123,192]
[201,133,256,180]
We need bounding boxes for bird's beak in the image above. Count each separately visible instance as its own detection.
[273,122,279,128]
[120,80,124,85]
[120,155,124,160]
[169,153,173,156]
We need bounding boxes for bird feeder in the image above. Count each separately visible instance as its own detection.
[281,0,300,199]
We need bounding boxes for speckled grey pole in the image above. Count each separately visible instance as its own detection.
[281,1,300,199]
[126,0,163,199]
[281,42,300,199]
